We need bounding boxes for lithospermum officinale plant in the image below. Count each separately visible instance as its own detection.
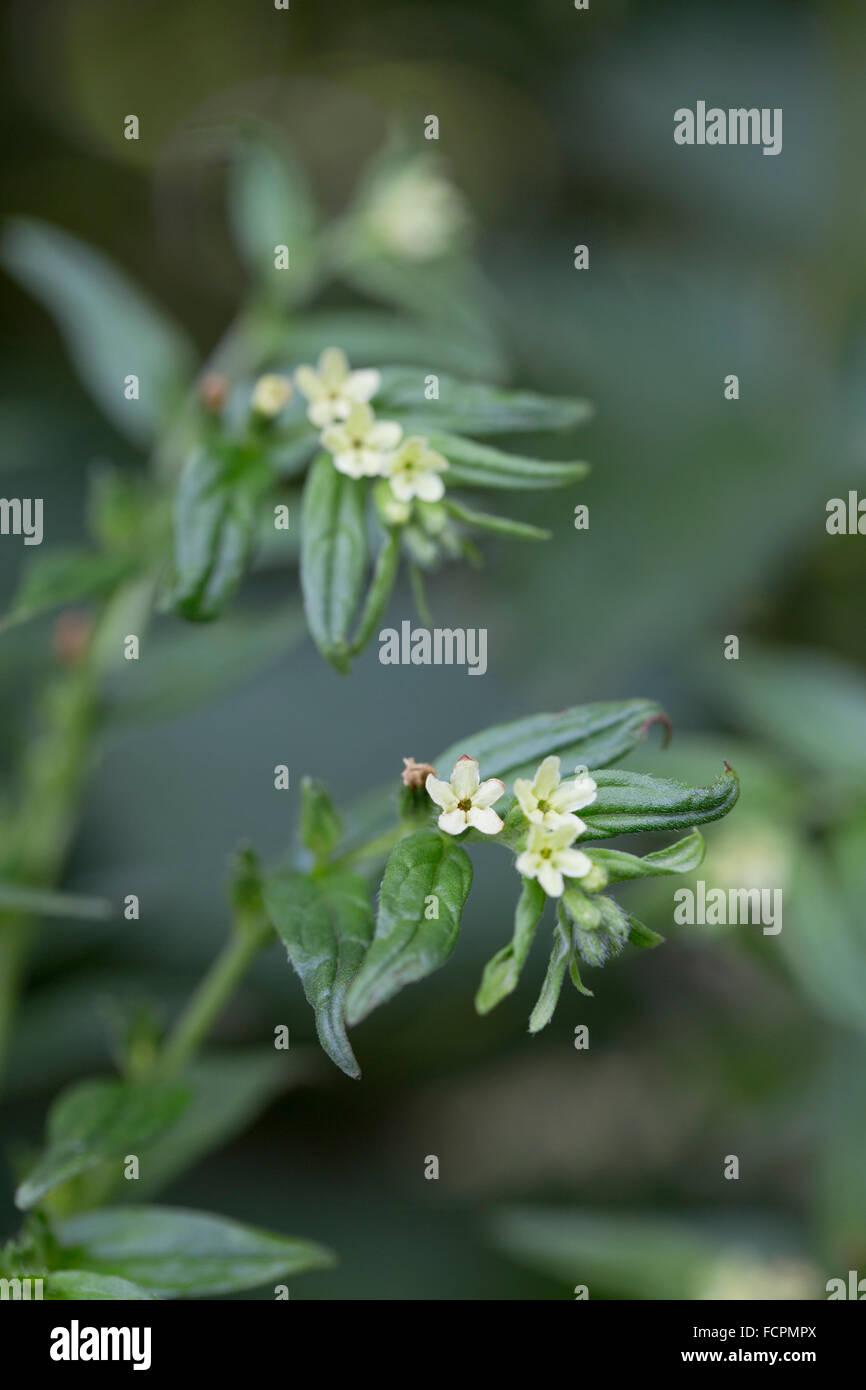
[260,700,740,1077]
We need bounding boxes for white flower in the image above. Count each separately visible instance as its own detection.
[515,823,593,898]
[295,347,381,428]
[426,755,505,836]
[251,373,293,417]
[381,436,449,503]
[321,402,403,480]
[514,757,597,832]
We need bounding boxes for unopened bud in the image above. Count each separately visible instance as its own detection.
[251,374,293,418]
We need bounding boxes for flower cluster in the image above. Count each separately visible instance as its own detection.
[425,752,599,898]
[294,347,449,508]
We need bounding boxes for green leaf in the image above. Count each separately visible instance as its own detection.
[280,311,507,382]
[44,1270,156,1300]
[300,779,343,866]
[133,1050,298,1199]
[587,829,706,882]
[375,368,593,436]
[2,548,133,631]
[300,452,368,672]
[348,527,401,656]
[435,699,668,789]
[426,432,588,490]
[581,766,740,840]
[444,498,551,542]
[528,917,573,1032]
[229,136,319,305]
[346,830,473,1025]
[54,1206,336,1297]
[476,878,547,1014]
[2,219,195,445]
[169,445,269,621]
[16,1079,189,1210]
[0,883,113,921]
[627,918,666,949]
[263,870,374,1078]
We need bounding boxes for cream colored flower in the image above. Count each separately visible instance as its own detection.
[366,160,470,263]
[321,403,402,479]
[515,823,593,898]
[426,756,505,836]
[381,436,449,503]
[251,373,293,417]
[514,757,597,833]
[295,348,380,428]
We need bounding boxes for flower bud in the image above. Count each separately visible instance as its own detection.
[251,373,293,418]
[580,861,609,894]
[373,479,411,526]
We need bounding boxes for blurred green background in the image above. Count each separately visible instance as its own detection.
[2,0,865,1298]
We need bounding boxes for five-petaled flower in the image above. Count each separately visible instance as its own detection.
[321,402,403,479]
[295,347,381,428]
[426,756,505,836]
[515,822,593,898]
[381,436,449,503]
[514,756,597,832]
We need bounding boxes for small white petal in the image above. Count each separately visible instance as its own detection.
[439,808,468,835]
[387,471,415,502]
[333,451,367,478]
[425,776,457,810]
[473,778,505,809]
[368,420,403,450]
[534,756,561,798]
[515,850,535,877]
[538,863,565,897]
[344,368,381,403]
[295,365,324,400]
[451,756,480,801]
[557,848,593,879]
[308,399,336,428]
[414,471,446,502]
[319,347,349,387]
[467,806,503,835]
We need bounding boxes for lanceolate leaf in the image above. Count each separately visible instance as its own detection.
[444,498,551,542]
[349,527,401,656]
[170,446,268,621]
[16,1080,189,1210]
[476,878,547,1014]
[54,1206,336,1297]
[580,767,740,839]
[45,1271,156,1300]
[435,700,667,789]
[229,136,320,305]
[263,870,374,1078]
[428,432,589,490]
[300,452,368,672]
[346,830,473,1025]
[587,829,706,881]
[528,918,573,1033]
[375,368,593,436]
[2,219,194,445]
[300,779,343,866]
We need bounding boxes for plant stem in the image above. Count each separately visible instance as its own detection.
[158,912,272,1079]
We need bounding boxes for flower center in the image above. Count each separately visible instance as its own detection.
[536,798,550,812]
[540,847,552,859]
[458,798,472,811]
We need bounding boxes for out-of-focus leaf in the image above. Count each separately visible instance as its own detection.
[346,830,472,1025]
[375,368,593,436]
[444,498,551,542]
[2,549,133,631]
[299,779,342,866]
[0,883,113,920]
[491,1207,818,1300]
[581,767,740,839]
[2,219,195,445]
[300,452,368,672]
[263,871,374,1078]
[428,432,589,490]
[229,137,319,305]
[132,1050,301,1199]
[101,605,303,731]
[780,846,866,1036]
[54,1206,336,1297]
[45,1270,156,1300]
[588,829,706,882]
[348,528,401,657]
[281,311,507,381]
[16,1079,189,1210]
[476,878,547,1014]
